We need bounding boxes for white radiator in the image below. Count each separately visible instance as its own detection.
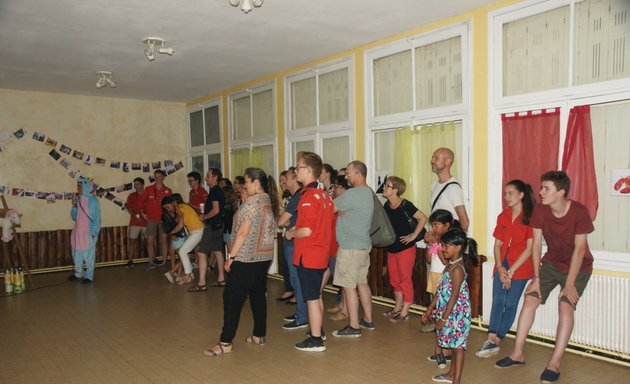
[481,263,630,355]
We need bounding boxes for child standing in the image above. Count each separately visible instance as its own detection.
[422,228,478,384]
[422,209,461,368]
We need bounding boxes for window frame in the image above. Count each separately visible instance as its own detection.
[187,97,223,176]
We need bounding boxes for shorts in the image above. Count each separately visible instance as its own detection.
[172,237,186,250]
[128,226,146,240]
[145,221,164,237]
[199,224,224,254]
[297,262,326,301]
[333,247,371,288]
[526,261,591,308]
[426,272,442,294]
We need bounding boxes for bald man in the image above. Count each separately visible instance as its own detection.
[429,147,469,231]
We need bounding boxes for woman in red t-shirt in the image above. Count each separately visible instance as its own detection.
[475,179,535,358]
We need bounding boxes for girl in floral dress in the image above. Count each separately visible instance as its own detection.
[422,228,479,384]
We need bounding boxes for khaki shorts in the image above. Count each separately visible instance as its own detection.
[526,261,591,308]
[128,226,146,240]
[145,221,163,237]
[426,272,442,294]
[333,247,371,288]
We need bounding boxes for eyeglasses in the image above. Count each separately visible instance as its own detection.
[295,165,308,171]
[384,184,394,189]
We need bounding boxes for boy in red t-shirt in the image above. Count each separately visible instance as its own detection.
[496,171,593,383]
[285,151,334,352]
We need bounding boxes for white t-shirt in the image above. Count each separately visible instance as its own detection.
[430,177,465,220]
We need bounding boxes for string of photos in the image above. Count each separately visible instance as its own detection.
[0,128,185,208]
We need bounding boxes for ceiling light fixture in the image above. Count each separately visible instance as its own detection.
[142,37,175,61]
[95,71,117,89]
[228,0,263,14]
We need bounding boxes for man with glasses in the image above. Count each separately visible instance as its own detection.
[187,171,208,214]
[331,160,375,338]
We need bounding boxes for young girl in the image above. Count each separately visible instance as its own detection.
[475,180,534,357]
[422,209,461,367]
[422,228,478,384]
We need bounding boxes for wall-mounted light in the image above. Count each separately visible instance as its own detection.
[142,37,174,62]
[228,0,263,14]
[95,71,117,89]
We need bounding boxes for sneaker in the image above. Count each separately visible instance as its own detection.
[427,354,453,363]
[283,320,308,330]
[164,271,174,284]
[143,263,156,272]
[153,259,163,265]
[540,369,560,383]
[283,314,297,322]
[494,356,525,369]
[332,325,361,338]
[294,337,325,352]
[68,274,79,282]
[125,260,134,268]
[81,278,93,285]
[306,329,326,341]
[421,321,436,333]
[359,319,375,330]
[435,353,448,369]
[475,340,500,358]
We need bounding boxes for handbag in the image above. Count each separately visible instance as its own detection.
[401,199,426,243]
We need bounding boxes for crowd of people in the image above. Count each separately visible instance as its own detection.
[66,146,594,384]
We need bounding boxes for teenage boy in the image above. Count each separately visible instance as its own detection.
[286,151,334,352]
[125,177,147,268]
[187,171,208,214]
[496,171,594,383]
[140,170,172,270]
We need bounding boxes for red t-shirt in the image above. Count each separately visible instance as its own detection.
[293,183,334,269]
[126,191,147,227]
[530,201,594,273]
[492,208,533,280]
[140,184,173,222]
[189,186,208,214]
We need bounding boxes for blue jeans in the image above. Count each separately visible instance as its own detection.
[283,240,307,324]
[488,260,528,339]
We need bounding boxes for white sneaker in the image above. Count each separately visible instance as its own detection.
[475,340,500,358]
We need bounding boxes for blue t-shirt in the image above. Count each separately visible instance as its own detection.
[334,186,373,249]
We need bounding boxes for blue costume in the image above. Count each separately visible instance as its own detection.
[70,177,101,281]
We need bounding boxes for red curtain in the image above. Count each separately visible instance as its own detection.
[502,108,560,207]
[562,105,598,221]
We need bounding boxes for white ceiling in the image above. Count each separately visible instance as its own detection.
[0,0,498,103]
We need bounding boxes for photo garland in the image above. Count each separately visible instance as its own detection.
[0,128,186,208]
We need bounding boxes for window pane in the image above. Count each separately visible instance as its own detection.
[191,155,204,176]
[204,106,220,145]
[253,90,274,138]
[503,6,569,96]
[290,140,315,165]
[322,136,350,170]
[189,110,204,147]
[230,148,250,179]
[319,68,349,125]
[373,50,413,116]
[233,96,251,140]
[251,145,275,176]
[415,36,462,109]
[574,0,630,85]
[291,77,317,129]
[207,153,221,172]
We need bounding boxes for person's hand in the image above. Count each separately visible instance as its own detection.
[285,228,295,241]
[424,231,437,243]
[435,318,446,330]
[525,277,541,299]
[422,308,433,323]
[560,285,579,306]
[400,234,416,244]
[224,258,233,272]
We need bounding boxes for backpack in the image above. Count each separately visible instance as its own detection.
[370,192,396,248]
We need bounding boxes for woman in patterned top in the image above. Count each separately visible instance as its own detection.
[205,167,279,357]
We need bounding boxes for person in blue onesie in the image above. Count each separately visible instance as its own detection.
[69,177,101,284]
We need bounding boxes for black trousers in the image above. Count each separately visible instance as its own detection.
[220,260,271,343]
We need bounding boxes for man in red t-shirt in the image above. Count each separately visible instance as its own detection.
[285,151,334,352]
[497,171,593,383]
[140,170,173,270]
[187,171,208,214]
[125,177,147,268]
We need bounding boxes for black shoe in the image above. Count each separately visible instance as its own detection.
[154,259,163,265]
[540,369,560,383]
[282,320,308,330]
[125,260,134,268]
[283,314,297,322]
[294,337,325,352]
[81,278,93,284]
[68,275,79,282]
[307,329,326,341]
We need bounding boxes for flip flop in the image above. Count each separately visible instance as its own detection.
[245,335,266,345]
[204,342,232,357]
[432,374,453,383]
[210,280,226,287]
[187,285,207,292]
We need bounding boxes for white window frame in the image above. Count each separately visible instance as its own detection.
[284,57,354,168]
[187,97,223,175]
[365,22,473,229]
[228,82,277,179]
[488,0,630,272]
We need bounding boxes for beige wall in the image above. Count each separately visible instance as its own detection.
[0,88,188,232]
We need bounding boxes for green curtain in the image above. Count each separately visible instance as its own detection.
[230,148,250,178]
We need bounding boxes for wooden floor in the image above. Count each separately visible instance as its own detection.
[1,265,627,384]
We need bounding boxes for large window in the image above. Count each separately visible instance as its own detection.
[188,101,222,177]
[285,59,353,170]
[229,84,276,178]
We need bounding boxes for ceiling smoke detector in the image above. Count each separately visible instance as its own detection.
[95,71,117,89]
[142,37,174,61]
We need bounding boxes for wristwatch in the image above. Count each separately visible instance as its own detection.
[227,254,236,260]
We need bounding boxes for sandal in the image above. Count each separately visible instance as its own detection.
[383,309,401,317]
[390,313,410,323]
[188,285,207,292]
[245,335,266,345]
[204,342,232,357]
[177,274,194,285]
[210,280,226,287]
